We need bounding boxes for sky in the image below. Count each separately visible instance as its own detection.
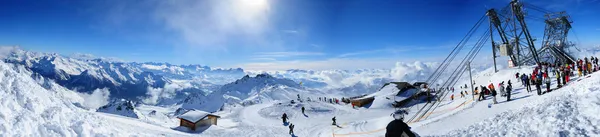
[0,0,598,71]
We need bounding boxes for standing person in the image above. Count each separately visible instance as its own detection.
[525,74,532,92]
[385,111,417,137]
[545,74,551,93]
[491,86,498,104]
[521,74,527,87]
[332,117,337,125]
[506,80,512,101]
[499,82,506,97]
[301,107,305,115]
[289,123,295,135]
[478,86,485,101]
[535,76,542,95]
[460,92,465,98]
[282,113,289,124]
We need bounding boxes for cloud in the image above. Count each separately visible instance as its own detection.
[282,30,299,34]
[0,46,19,59]
[142,83,185,105]
[77,88,111,109]
[155,0,272,49]
[239,57,434,71]
[252,52,325,58]
[337,45,453,58]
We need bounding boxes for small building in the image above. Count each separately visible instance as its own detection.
[350,96,375,107]
[177,110,221,131]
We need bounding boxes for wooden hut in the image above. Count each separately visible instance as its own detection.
[350,97,375,107]
[177,110,221,131]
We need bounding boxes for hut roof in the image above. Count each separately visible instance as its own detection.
[178,110,220,123]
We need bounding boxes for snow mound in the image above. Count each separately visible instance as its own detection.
[96,100,141,118]
[367,83,419,109]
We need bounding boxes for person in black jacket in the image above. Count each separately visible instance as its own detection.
[506,80,512,101]
[386,111,416,137]
[288,123,295,135]
[282,113,288,124]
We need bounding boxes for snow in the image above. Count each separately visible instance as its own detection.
[0,62,187,136]
[3,47,600,136]
[178,110,212,123]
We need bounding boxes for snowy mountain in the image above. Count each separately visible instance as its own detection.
[217,74,301,100]
[3,48,169,99]
[0,61,186,136]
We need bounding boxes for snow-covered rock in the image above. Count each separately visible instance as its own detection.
[96,99,141,118]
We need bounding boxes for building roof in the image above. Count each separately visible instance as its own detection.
[177,110,220,123]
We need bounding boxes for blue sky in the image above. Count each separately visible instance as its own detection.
[0,0,598,70]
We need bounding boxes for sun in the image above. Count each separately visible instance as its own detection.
[237,0,270,14]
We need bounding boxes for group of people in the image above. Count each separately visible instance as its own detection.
[474,80,513,104]
[318,96,343,104]
[281,112,338,135]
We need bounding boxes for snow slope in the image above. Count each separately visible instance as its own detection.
[442,72,600,136]
[0,62,188,136]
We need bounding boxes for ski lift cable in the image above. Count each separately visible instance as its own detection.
[409,16,489,122]
[415,30,490,121]
[425,15,487,84]
[428,16,487,85]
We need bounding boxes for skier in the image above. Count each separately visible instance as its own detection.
[289,123,295,135]
[332,117,337,125]
[385,111,416,137]
[282,113,289,124]
[450,94,454,101]
[506,80,512,101]
[460,92,464,98]
[301,107,305,115]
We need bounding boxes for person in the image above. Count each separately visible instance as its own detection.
[332,117,337,125]
[556,69,562,88]
[523,74,531,92]
[478,86,485,101]
[301,107,305,115]
[289,123,295,135]
[527,74,533,92]
[515,73,520,79]
[545,74,551,93]
[535,75,542,95]
[460,92,464,98]
[385,111,416,137]
[506,80,512,101]
[282,113,289,124]
[491,86,498,104]
[521,74,527,87]
[451,94,454,100]
[488,82,496,96]
[499,82,506,97]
